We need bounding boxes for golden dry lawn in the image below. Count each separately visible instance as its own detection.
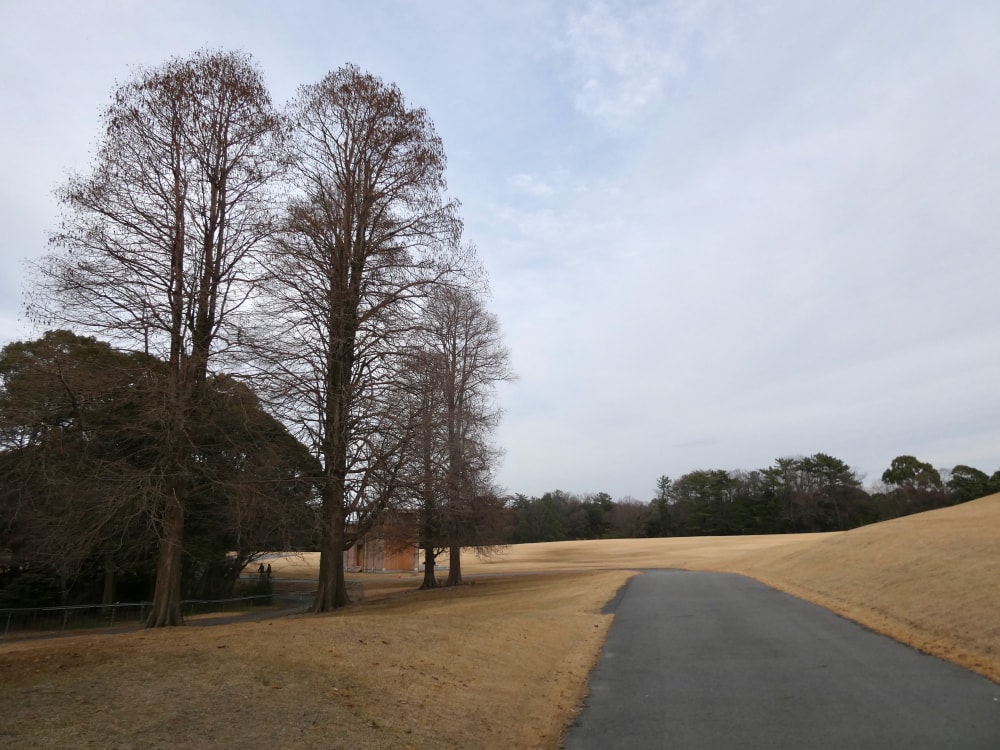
[2,494,998,749]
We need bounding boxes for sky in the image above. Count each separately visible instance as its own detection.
[2,1,999,501]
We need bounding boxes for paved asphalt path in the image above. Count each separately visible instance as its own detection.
[563,570,1000,749]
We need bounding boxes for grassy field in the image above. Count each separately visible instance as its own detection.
[2,494,997,749]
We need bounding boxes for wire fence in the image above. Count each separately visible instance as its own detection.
[0,595,275,638]
[1,578,366,639]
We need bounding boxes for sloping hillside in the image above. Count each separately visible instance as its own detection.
[272,495,1000,682]
[704,494,1000,682]
[457,495,1000,682]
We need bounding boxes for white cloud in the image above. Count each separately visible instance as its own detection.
[558,0,738,130]
[508,173,555,197]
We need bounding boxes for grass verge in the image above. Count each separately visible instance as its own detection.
[0,571,631,750]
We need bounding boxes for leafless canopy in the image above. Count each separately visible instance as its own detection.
[258,64,467,610]
[34,49,284,367]
[400,286,514,587]
[28,49,284,626]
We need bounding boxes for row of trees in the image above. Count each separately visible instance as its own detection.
[507,453,1000,544]
[508,491,647,543]
[7,50,511,623]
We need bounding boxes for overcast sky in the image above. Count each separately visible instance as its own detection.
[2,1,999,500]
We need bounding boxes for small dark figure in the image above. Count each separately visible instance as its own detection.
[266,563,272,579]
[258,563,265,579]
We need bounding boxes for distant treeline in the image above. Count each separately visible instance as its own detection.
[506,453,1000,543]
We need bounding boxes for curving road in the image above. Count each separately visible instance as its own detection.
[563,570,1000,749]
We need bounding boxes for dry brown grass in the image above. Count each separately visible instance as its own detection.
[265,532,827,579]
[3,494,998,748]
[450,496,1000,683]
[700,494,1000,683]
[0,571,631,750]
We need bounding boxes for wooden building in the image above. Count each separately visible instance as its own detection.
[344,515,420,572]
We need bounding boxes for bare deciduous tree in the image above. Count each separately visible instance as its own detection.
[28,50,283,626]
[403,287,513,588]
[258,65,464,611]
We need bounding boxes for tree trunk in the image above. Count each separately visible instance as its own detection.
[314,548,349,611]
[420,544,438,589]
[313,488,350,611]
[147,489,185,627]
[446,544,462,586]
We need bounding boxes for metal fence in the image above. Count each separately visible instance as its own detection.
[2,579,366,638]
[1,595,274,638]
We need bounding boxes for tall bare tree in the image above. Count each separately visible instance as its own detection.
[405,287,513,588]
[29,50,283,625]
[259,65,464,611]
[399,345,449,588]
